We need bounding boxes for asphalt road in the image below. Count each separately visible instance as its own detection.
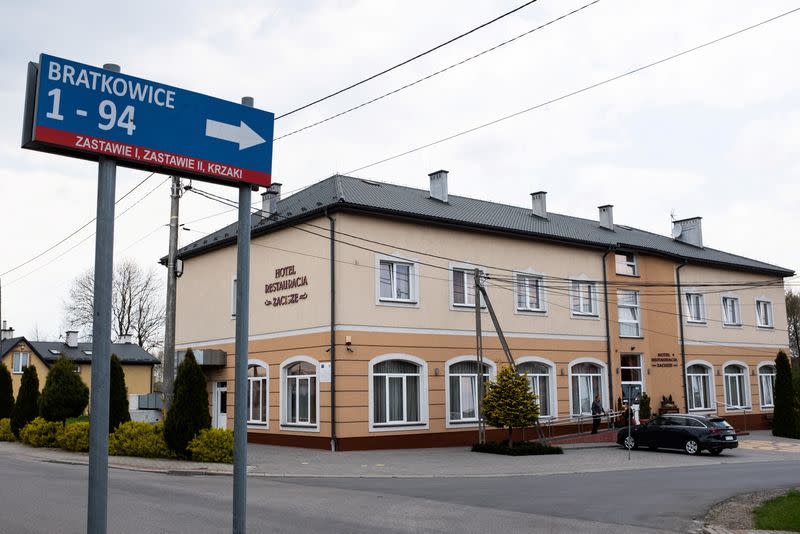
[0,454,798,533]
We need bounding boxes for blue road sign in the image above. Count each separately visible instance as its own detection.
[22,54,274,187]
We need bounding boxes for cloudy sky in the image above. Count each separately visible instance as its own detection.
[0,0,798,340]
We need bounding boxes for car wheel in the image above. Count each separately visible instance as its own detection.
[685,439,700,455]
[709,448,723,456]
[623,435,637,450]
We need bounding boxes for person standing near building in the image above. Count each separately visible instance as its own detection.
[591,395,605,434]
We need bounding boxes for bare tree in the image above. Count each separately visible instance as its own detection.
[63,259,166,351]
[787,290,800,360]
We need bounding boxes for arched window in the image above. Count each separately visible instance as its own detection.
[372,360,421,426]
[283,360,317,427]
[758,364,776,408]
[247,362,268,425]
[571,362,603,416]
[686,363,713,410]
[448,360,492,423]
[517,361,553,418]
[724,364,749,409]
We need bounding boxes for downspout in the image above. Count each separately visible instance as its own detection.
[327,210,337,452]
[602,248,614,411]
[676,261,689,413]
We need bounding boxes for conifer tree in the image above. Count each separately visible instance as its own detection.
[0,363,14,419]
[10,366,39,437]
[39,356,89,423]
[772,351,798,438]
[482,365,539,447]
[164,350,211,456]
[109,354,131,431]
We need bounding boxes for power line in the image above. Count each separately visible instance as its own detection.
[274,1,599,141]
[345,6,800,174]
[275,0,540,119]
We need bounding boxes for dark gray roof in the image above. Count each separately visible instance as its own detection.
[1,337,159,365]
[177,175,793,277]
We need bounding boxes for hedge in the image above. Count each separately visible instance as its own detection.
[187,428,234,463]
[472,440,564,456]
[0,418,14,441]
[109,421,174,459]
[19,417,61,448]
[57,421,90,452]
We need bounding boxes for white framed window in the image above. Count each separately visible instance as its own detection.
[570,360,605,416]
[230,277,238,318]
[12,352,30,374]
[758,363,776,408]
[377,256,417,304]
[517,359,555,418]
[617,290,641,337]
[369,355,428,430]
[281,357,319,430]
[685,292,705,323]
[570,280,597,316]
[722,297,741,326]
[247,361,268,426]
[515,273,545,312]
[445,357,495,425]
[724,363,749,409]
[686,362,714,411]
[450,265,485,309]
[620,354,643,404]
[756,299,773,328]
[615,253,638,276]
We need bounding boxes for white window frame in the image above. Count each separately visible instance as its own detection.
[570,279,598,317]
[617,289,641,337]
[230,276,237,319]
[755,298,774,328]
[723,361,751,410]
[513,271,546,313]
[444,355,496,427]
[620,353,645,404]
[375,254,420,306]
[368,354,429,432]
[449,263,486,310]
[685,292,706,324]
[721,296,741,326]
[568,357,608,418]
[516,356,556,419]
[246,359,269,428]
[686,360,716,412]
[614,252,638,276]
[12,351,30,374]
[757,362,776,409]
[280,356,320,432]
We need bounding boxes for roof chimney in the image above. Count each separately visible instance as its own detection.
[260,183,282,218]
[598,205,614,231]
[65,330,78,348]
[672,217,703,247]
[428,170,449,203]
[530,191,547,219]
[118,333,133,344]
[1,322,13,341]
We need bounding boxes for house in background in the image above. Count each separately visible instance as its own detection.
[0,324,160,419]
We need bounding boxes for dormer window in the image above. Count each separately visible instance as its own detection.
[615,253,638,276]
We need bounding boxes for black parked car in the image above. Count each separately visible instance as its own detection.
[617,414,737,455]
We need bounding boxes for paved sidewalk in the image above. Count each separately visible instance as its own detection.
[1,430,797,479]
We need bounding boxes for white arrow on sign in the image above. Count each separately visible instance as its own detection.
[205,119,266,150]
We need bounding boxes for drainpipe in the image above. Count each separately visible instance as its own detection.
[602,248,614,411]
[327,210,337,452]
[676,261,689,413]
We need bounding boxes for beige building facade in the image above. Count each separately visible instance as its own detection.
[174,173,792,450]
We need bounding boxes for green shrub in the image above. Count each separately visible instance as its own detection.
[0,418,15,441]
[20,417,61,447]
[472,440,563,456]
[0,364,14,419]
[187,428,234,463]
[164,350,210,457]
[773,351,798,438]
[66,415,90,425]
[57,422,90,452]
[10,366,39,438]
[109,355,131,431]
[482,366,539,446]
[639,393,652,419]
[39,356,89,423]
[109,421,174,459]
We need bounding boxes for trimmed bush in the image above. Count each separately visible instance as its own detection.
[39,356,89,423]
[773,351,798,438]
[20,417,61,447]
[10,366,39,438]
[639,393,652,420]
[164,350,210,457]
[109,421,174,459]
[482,366,539,446]
[0,364,14,419]
[0,418,15,441]
[472,440,563,456]
[57,422,90,452]
[187,428,234,463]
[109,354,131,431]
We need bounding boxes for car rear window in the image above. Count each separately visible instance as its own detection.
[708,418,733,429]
